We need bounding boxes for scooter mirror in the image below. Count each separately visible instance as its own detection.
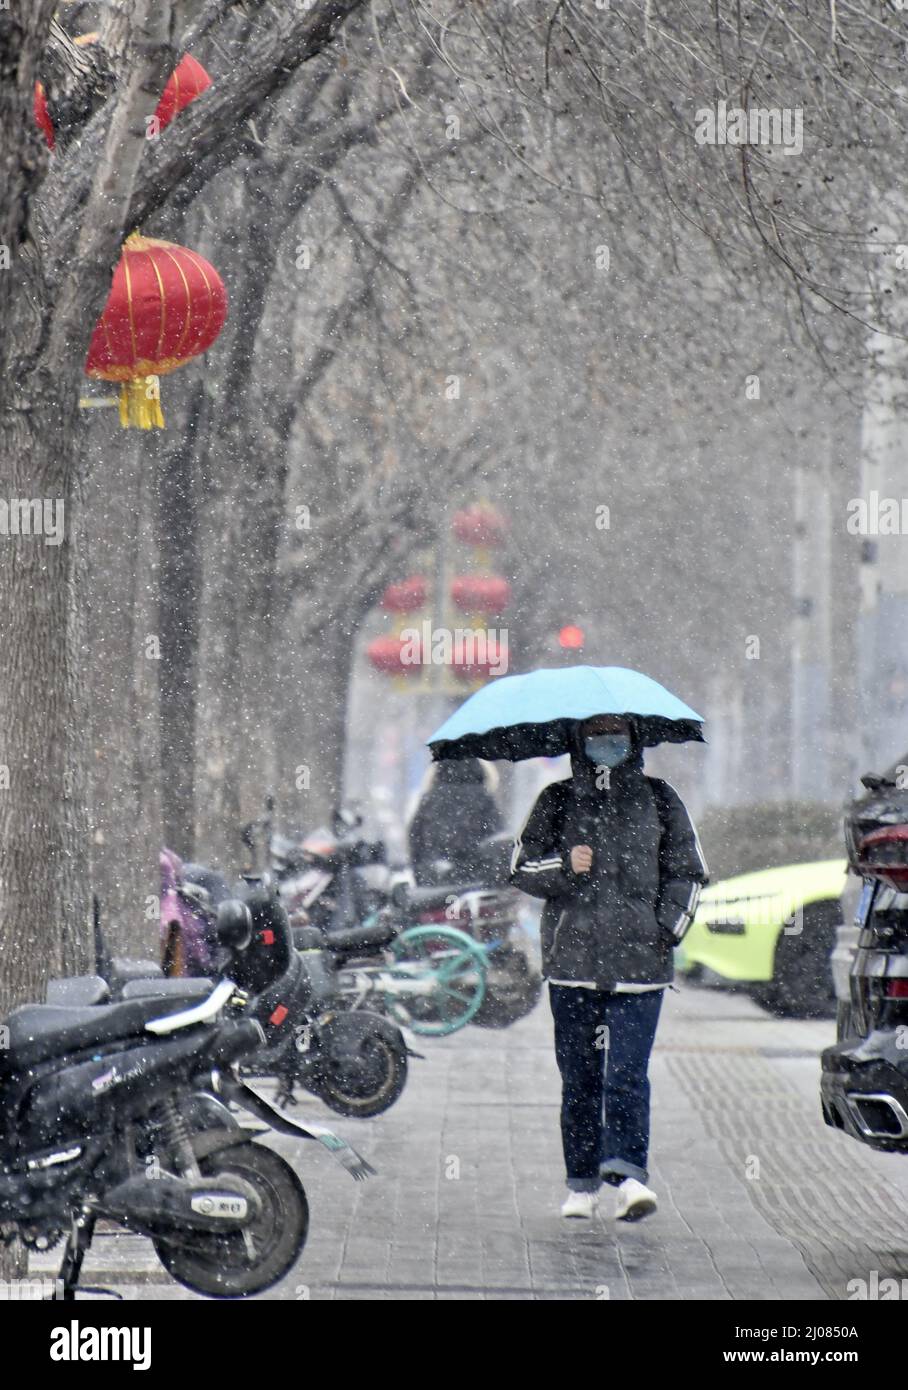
[389,880,410,910]
[332,805,362,834]
[216,899,253,951]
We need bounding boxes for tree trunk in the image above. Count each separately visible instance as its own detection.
[0,398,92,1015]
[85,414,161,961]
[193,433,247,869]
[158,380,206,860]
[278,616,355,829]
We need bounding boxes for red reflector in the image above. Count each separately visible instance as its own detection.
[260,929,275,945]
[269,1004,289,1026]
[885,979,908,998]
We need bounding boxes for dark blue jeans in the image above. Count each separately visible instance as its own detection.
[549,983,664,1192]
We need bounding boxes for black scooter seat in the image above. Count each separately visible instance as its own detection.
[323,917,397,955]
[119,978,212,1002]
[403,884,479,912]
[3,995,202,1069]
[108,957,164,987]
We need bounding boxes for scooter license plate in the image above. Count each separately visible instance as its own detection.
[190,1193,248,1219]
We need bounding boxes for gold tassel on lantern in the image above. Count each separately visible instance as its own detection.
[118,377,165,429]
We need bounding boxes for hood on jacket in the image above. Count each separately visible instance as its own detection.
[407,756,499,822]
[568,717,645,792]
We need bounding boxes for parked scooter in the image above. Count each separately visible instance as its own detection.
[276,813,540,1029]
[271,810,490,1035]
[269,808,388,930]
[4,884,374,1300]
[154,852,409,1118]
[401,833,542,1028]
[66,853,412,1119]
[239,918,410,1117]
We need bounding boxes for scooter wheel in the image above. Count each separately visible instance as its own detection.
[472,945,542,1028]
[153,1143,308,1298]
[313,1013,408,1118]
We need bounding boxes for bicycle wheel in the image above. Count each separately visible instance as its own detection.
[388,925,487,1036]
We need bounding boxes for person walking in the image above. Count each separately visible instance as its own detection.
[408,756,502,885]
[509,713,708,1221]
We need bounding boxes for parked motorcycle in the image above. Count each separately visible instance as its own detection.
[95,853,410,1121]
[277,814,539,1029]
[272,812,490,1035]
[239,918,410,1117]
[3,884,374,1300]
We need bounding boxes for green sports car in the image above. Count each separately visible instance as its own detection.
[676,858,847,1018]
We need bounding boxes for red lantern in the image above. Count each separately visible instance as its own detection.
[451,575,511,614]
[154,54,212,131]
[452,504,507,548]
[367,635,423,676]
[452,635,506,682]
[35,49,211,150]
[34,83,54,150]
[84,233,227,428]
[381,576,428,614]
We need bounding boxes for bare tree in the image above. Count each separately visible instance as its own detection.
[0,0,368,1012]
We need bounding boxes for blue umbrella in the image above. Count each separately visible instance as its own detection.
[427,665,704,761]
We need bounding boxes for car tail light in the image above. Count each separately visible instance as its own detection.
[884,978,908,999]
[856,826,908,892]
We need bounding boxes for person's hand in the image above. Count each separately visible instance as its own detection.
[570,844,593,874]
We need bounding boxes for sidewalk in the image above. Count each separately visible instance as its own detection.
[34,981,908,1300]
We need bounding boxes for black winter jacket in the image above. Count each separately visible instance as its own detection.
[509,746,708,988]
[409,766,502,874]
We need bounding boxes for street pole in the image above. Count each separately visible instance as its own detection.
[791,441,832,801]
[855,215,908,778]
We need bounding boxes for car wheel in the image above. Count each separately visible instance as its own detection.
[751,901,839,1019]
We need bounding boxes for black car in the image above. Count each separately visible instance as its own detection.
[822,768,908,1152]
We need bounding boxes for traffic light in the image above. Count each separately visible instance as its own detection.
[558,624,585,650]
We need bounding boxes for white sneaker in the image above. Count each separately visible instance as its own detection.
[615,1178,657,1222]
[561,1190,598,1219]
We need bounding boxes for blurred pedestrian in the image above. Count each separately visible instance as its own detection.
[408,757,502,884]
